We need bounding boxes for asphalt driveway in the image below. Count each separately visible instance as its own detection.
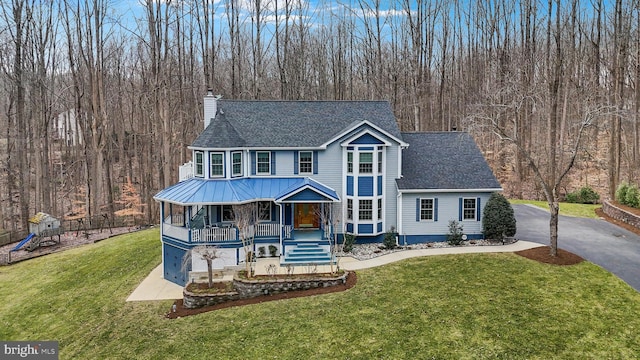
[514,204,640,292]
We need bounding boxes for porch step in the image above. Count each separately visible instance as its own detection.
[283,243,332,264]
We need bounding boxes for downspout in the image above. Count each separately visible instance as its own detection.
[396,191,403,237]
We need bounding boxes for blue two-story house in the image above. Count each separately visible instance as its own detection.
[154,91,502,285]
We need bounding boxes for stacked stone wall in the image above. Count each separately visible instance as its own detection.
[602,201,640,229]
[183,272,348,309]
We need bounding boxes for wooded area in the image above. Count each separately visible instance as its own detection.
[0,0,639,231]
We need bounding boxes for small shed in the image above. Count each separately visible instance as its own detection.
[28,212,61,236]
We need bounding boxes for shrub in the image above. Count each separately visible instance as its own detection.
[383,229,397,250]
[616,182,629,204]
[447,220,464,246]
[482,192,517,241]
[258,246,266,258]
[624,184,640,208]
[342,233,356,252]
[268,245,278,257]
[565,186,600,204]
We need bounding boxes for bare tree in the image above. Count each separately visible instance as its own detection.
[233,203,257,277]
[192,245,221,288]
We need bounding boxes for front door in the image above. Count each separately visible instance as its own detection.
[294,203,319,229]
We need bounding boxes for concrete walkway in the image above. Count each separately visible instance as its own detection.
[126,240,543,302]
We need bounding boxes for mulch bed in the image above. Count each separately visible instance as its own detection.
[166,271,357,319]
[515,246,584,265]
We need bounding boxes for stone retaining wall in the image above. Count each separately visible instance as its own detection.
[602,201,640,229]
[183,272,349,309]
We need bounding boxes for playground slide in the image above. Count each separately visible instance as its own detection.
[12,233,36,252]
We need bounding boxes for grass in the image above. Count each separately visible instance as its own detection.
[1,229,639,359]
[509,199,601,218]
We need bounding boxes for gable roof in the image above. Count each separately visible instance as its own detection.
[396,132,502,191]
[191,100,402,149]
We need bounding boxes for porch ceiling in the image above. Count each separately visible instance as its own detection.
[154,177,339,206]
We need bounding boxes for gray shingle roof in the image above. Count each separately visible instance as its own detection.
[396,132,501,190]
[191,100,402,148]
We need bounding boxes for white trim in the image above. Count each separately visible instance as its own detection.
[256,151,271,175]
[298,150,314,174]
[231,151,243,177]
[209,152,224,178]
[194,151,204,177]
[462,197,477,221]
[418,197,435,222]
[325,120,408,148]
[340,128,392,147]
[397,188,502,194]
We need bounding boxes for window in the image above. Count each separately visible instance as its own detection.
[210,152,223,177]
[377,199,383,219]
[299,151,313,174]
[377,151,383,173]
[463,198,477,220]
[347,151,353,173]
[359,152,373,173]
[347,199,353,220]
[222,205,234,222]
[257,151,270,174]
[359,199,372,220]
[194,151,204,177]
[420,198,434,221]
[232,152,243,176]
[258,201,271,221]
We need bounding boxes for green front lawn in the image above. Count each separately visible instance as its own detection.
[509,199,601,219]
[1,229,638,359]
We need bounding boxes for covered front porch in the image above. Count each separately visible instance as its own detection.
[155,176,341,268]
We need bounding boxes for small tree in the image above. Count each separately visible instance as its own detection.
[233,203,256,277]
[383,226,397,249]
[181,245,221,288]
[482,192,517,242]
[114,177,145,227]
[193,245,220,288]
[447,220,464,246]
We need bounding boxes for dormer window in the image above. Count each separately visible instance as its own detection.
[210,152,223,177]
[257,151,270,174]
[232,151,243,177]
[194,151,204,177]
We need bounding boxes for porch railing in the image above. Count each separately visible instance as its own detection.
[254,223,280,237]
[192,227,238,242]
[163,215,185,226]
[163,222,290,243]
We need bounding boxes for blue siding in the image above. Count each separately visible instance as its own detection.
[377,222,383,232]
[347,176,354,196]
[358,224,374,234]
[377,176,383,195]
[313,151,318,174]
[350,133,385,145]
[284,204,293,225]
[346,223,354,233]
[400,233,484,245]
[251,151,256,175]
[163,243,189,286]
[287,188,332,201]
[271,151,276,175]
[358,176,374,196]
